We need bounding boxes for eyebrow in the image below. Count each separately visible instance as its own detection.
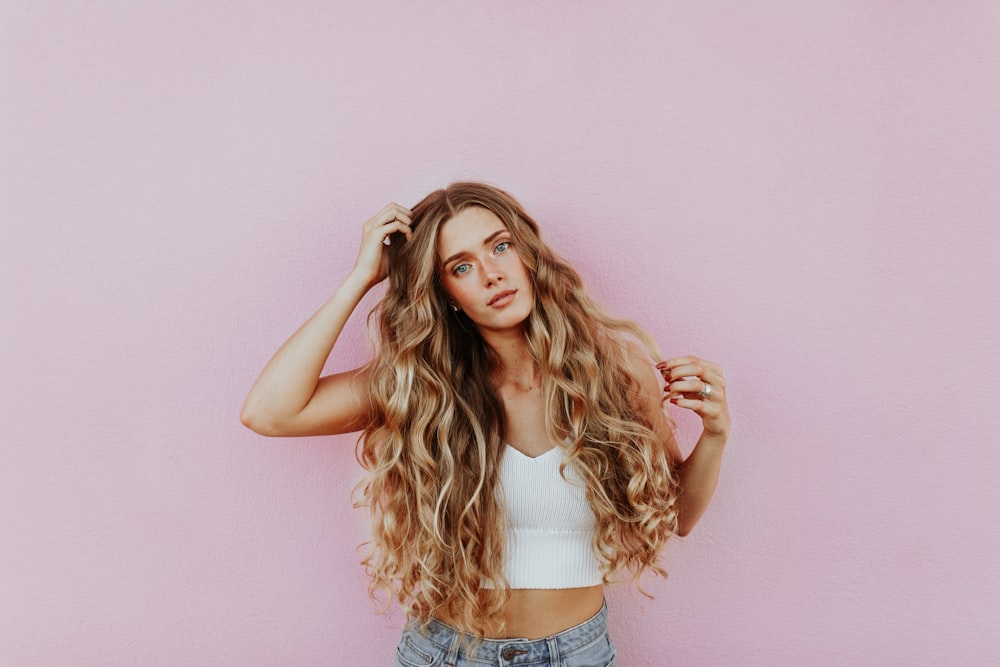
[441,229,508,268]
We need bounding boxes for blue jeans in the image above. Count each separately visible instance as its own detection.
[393,601,616,667]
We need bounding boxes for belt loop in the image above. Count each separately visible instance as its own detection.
[443,626,462,667]
[546,635,561,665]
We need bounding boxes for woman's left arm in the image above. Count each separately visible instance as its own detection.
[659,356,730,535]
[630,350,731,536]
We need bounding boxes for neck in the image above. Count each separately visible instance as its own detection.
[481,327,538,392]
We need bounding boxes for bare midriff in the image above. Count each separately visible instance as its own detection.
[436,585,605,640]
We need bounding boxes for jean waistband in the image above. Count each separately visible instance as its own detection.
[414,601,608,665]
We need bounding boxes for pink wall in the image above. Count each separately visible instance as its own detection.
[3,2,998,665]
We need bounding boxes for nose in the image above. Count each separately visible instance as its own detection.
[482,256,504,286]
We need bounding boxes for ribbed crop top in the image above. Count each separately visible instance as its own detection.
[498,444,603,589]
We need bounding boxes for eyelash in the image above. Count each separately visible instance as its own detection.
[451,240,512,276]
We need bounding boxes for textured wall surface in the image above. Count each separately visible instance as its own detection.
[3,2,999,665]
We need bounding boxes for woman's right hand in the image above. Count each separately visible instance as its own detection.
[351,203,413,289]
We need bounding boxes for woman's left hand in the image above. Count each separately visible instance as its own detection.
[657,356,730,438]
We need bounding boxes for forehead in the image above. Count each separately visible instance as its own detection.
[436,207,508,260]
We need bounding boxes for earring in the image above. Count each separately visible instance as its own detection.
[450,304,459,312]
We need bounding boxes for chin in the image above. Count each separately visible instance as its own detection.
[508,304,533,329]
[478,307,532,333]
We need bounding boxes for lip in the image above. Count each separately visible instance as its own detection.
[487,289,517,307]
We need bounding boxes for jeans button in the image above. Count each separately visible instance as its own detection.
[501,646,520,661]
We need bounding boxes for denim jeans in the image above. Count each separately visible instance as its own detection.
[393,601,615,667]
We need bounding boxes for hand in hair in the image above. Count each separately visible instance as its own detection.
[350,203,413,289]
[658,357,730,438]
[652,356,729,534]
[240,203,414,437]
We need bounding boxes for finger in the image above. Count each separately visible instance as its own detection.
[667,395,707,410]
[658,362,704,383]
[376,219,413,242]
[366,204,413,230]
[377,202,412,217]
[657,356,723,375]
[658,359,725,387]
[383,202,413,217]
[657,356,697,370]
[668,396,723,417]
[384,203,413,224]
[384,210,413,228]
[663,377,726,412]
[376,215,412,232]
[663,379,710,396]
[664,390,721,406]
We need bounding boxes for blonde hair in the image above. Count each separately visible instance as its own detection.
[357,182,679,636]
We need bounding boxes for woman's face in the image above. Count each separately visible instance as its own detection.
[437,207,534,335]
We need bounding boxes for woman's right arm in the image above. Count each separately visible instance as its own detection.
[239,203,413,437]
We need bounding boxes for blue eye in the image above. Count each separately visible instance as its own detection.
[453,263,471,275]
[494,240,510,254]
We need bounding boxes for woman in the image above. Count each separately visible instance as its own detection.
[241,183,729,666]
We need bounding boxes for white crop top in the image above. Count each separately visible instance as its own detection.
[498,444,603,589]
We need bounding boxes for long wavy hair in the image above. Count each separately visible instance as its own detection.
[357,182,679,637]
